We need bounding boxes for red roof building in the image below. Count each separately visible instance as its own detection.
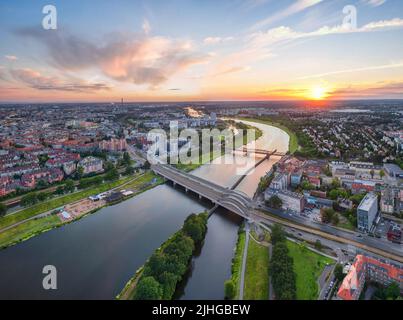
[337,255,403,300]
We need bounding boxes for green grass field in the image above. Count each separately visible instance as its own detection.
[244,239,269,300]
[0,175,135,230]
[286,241,333,300]
[0,215,61,249]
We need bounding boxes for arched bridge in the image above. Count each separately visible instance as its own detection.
[240,148,286,157]
[151,164,252,218]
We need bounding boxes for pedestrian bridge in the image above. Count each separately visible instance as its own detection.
[151,164,252,218]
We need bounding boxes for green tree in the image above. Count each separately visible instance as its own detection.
[0,203,7,217]
[265,195,283,209]
[76,166,84,179]
[159,272,179,300]
[334,264,344,282]
[55,186,64,195]
[105,167,119,181]
[21,193,39,206]
[331,178,341,189]
[385,282,400,300]
[37,192,48,202]
[123,152,131,165]
[321,208,335,224]
[270,242,296,300]
[314,239,322,251]
[64,179,75,193]
[183,214,207,244]
[271,224,286,245]
[143,160,151,170]
[164,233,194,262]
[224,280,236,299]
[331,213,340,226]
[134,276,163,300]
[125,165,135,175]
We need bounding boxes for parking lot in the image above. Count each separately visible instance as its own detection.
[374,217,402,242]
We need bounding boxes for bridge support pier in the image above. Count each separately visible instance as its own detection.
[199,194,202,200]
[185,188,189,193]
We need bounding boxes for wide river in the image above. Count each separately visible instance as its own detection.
[0,120,289,299]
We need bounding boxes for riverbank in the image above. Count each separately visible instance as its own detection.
[225,225,246,299]
[0,175,135,231]
[237,117,298,154]
[0,172,164,250]
[176,121,263,172]
[117,212,208,300]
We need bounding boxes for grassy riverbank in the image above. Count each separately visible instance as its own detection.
[0,172,163,249]
[226,226,246,299]
[176,122,263,172]
[244,238,270,300]
[237,117,298,154]
[0,175,135,230]
[117,212,208,300]
[287,240,333,300]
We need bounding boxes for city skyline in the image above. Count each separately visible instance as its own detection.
[1,0,403,102]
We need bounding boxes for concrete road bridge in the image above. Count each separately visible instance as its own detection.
[240,148,286,157]
[151,164,252,218]
[152,164,403,263]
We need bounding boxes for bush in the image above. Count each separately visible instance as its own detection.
[334,264,344,282]
[134,276,163,300]
[134,212,208,300]
[265,195,282,209]
[21,193,39,206]
[271,224,286,245]
[0,203,7,217]
[224,280,236,299]
[269,225,297,300]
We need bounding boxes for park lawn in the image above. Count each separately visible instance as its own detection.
[0,175,134,230]
[0,215,61,249]
[244,239,269,300]
[117,172,162,190]
[286,240,333,300]
[238,118,298,154]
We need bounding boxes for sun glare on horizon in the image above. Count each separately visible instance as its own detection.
[310,86,328,100]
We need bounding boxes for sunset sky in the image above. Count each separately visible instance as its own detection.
[1,0,403,102]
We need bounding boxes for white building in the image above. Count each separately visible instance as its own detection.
[357,193,378,233]
[270,173,288,190]
[78,156,104,175]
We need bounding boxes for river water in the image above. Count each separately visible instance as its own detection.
[0,120,289,300]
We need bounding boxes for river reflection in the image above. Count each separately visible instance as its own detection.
[0,119,289,299]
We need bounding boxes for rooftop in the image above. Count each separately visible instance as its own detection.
[357,192,378,212]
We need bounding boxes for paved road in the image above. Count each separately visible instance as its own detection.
[318,264,335,300]
[254,205,403,261]
[268,244,274,300]
[239,223,250,300]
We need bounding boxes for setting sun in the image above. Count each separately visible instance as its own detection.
[310,86,328,100]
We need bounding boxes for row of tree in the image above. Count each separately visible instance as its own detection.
[134,213,208,300]
[269,224,297,300]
